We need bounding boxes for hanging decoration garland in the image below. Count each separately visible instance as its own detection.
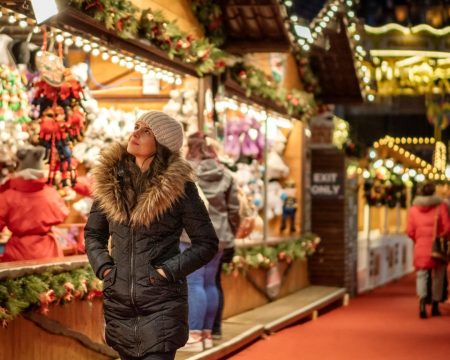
[32,30,86,188]
[232,63,316,119]
[222,235,320,276]
[362,160,409,208]
[191,0,226,46]
[0,266,102,327]
[66,0,231,76]
[67,0,139,39]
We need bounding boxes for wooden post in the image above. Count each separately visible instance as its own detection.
[383,205,389,235]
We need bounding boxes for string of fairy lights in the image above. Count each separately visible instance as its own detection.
[371,136,448,182]
[0,7,184,85]
[279,0,376,103]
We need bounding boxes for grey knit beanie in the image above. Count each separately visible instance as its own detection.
[137,111,184,152]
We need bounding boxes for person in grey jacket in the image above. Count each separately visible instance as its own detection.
[179,132,240,351]
[84,112,218,360]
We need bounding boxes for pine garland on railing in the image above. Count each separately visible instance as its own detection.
[222,234,321,276]
[0,266,102,327]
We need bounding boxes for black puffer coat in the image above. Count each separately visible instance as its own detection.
[84,143,218,358]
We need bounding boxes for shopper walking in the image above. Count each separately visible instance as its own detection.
[180,132,240,351]
[85,111,219,360]
[407,181,450,319]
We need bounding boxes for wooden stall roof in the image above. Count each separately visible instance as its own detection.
[220,0,291,53]
[309,16,363,104]
[2,1,198,77]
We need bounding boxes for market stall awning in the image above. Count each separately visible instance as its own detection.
[309,16,363,104]
[220,0,291,53]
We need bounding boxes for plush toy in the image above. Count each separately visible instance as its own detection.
[224,115,265,162]
[280,180,298,234]
[267,181,284,220]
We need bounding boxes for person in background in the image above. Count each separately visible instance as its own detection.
[0,145,68,261]
[84,111,218,360]
[407,181,450,318]
[180,132,240,351]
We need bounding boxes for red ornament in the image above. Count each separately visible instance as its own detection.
[214,59,226,68]
[39,290,56,306]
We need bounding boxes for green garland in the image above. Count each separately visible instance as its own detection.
[0,266,102,326]
[223,234,320,276]
[65,0,230,76]
[191,0,226,46]
[231,63,316,119]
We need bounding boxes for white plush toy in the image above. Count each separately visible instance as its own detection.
[267,181,284,220]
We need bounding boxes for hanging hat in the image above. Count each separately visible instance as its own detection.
[16,145,45,171]
[137,111,183,152]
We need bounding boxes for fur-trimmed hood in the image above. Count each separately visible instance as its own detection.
[92,142,195,227]
[412,195,442,211]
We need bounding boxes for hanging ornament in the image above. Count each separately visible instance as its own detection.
[32,33,86,188]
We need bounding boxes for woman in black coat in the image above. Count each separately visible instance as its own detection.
[85,111,219,360]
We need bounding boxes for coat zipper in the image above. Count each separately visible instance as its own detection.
[121,166,141,357]
[130,229,141,357]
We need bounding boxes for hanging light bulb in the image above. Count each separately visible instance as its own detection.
[75,37,83,47]
[111,55,119,64]
[92,48,100,56]
[175,77,182,85]
[102,52,110,61]
[83,43,92,53]
[64,37,74,46]
[119,58,127,67]
[33,26,40,34]
[8,14,16,24]
[126,61,134,69]
[55,34,64,43]
[19,19,28,28]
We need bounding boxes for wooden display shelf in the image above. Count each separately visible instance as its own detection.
[223,72,293,118]
[2,3,198,78]
[0,255,88,280]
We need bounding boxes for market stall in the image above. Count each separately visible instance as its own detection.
[0,1,321,358]
[356,136,448,293]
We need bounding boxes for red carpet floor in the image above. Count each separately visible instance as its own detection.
[230,274,450,360]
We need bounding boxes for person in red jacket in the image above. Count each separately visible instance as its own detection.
[0,146,69,262]
[407,181,450,318]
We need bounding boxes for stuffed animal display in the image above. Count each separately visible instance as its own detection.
[163,89,198,135]
[224,115,265,162]
[0,65,31,181]
[72,107,137,167]
[280,181,298,234]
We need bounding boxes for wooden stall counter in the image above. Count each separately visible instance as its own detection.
[0,256,116,360]
[222,237,311,319]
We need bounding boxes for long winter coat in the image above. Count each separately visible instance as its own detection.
[0,169,68,261]
[194,159,240,249]
[406,195,450,269]
[84,143,218,358]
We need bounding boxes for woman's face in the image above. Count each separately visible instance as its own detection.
[127,121,157,158]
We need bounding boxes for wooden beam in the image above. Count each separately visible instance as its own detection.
[91,69,135,90]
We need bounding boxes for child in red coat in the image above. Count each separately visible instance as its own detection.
[0,146,68,261]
